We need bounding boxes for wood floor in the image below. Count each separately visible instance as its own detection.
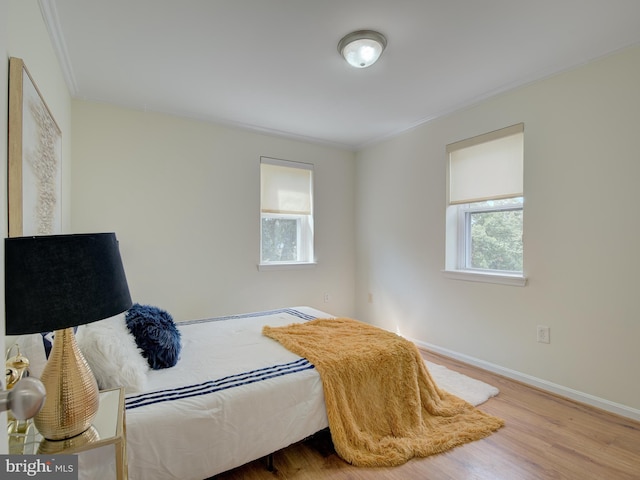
[212,350,640,480]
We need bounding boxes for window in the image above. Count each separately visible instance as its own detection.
[460,197,523,272]
[260,157,314,267]
[445,124,525,285]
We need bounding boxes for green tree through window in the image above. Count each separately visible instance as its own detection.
[470,207,523,271]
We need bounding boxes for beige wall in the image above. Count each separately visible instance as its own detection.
[7,0,72,234]
[2,0,72,454]
[355,45,640,417]
[71,101,356,321]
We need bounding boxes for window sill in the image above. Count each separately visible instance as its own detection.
[442,269,527,287]
[258,262,317,271]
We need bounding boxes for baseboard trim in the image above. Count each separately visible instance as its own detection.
[411,338,640,422]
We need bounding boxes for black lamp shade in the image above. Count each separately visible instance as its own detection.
[5,233,132,335]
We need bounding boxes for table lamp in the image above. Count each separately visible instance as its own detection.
[5,233,132,441]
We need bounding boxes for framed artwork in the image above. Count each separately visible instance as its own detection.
[8,57,62,237]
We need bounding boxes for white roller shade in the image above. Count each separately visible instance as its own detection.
[260,158,313,215]
[448,124,523,205]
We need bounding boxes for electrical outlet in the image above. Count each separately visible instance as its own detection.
[537,325,550,344]
[323,293,330,303]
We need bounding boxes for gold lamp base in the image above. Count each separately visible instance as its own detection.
[34,328,99,440]
[38,426,100,454]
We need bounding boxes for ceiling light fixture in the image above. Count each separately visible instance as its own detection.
[338,30,387,69]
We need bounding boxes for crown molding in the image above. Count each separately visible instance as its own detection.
[39,0,78,96]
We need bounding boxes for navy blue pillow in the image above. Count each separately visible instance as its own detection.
[125,303,181,369]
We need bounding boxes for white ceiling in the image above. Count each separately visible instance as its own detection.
[44,0,640,150]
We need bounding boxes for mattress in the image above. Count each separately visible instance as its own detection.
[124,306,331,480]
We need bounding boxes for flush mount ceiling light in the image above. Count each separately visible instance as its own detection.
[338,30,387,68]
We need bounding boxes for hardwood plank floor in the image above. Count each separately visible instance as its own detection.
[212,350,640,479]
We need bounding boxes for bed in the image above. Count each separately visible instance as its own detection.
[123,306,330,480]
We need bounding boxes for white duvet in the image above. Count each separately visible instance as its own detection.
[124,307,330,480]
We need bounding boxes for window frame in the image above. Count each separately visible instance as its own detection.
[458,199,523,274]
[444,124,527,286]
[259,157,315,270]
[260,212,313,265]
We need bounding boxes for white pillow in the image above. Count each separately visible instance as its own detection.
[76,314,149,393]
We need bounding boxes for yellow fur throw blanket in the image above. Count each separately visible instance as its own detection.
[263,317,504,467]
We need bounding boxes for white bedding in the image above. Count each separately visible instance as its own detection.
[124,306,331,480]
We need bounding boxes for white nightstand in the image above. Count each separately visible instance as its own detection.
[8,387,128,480]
